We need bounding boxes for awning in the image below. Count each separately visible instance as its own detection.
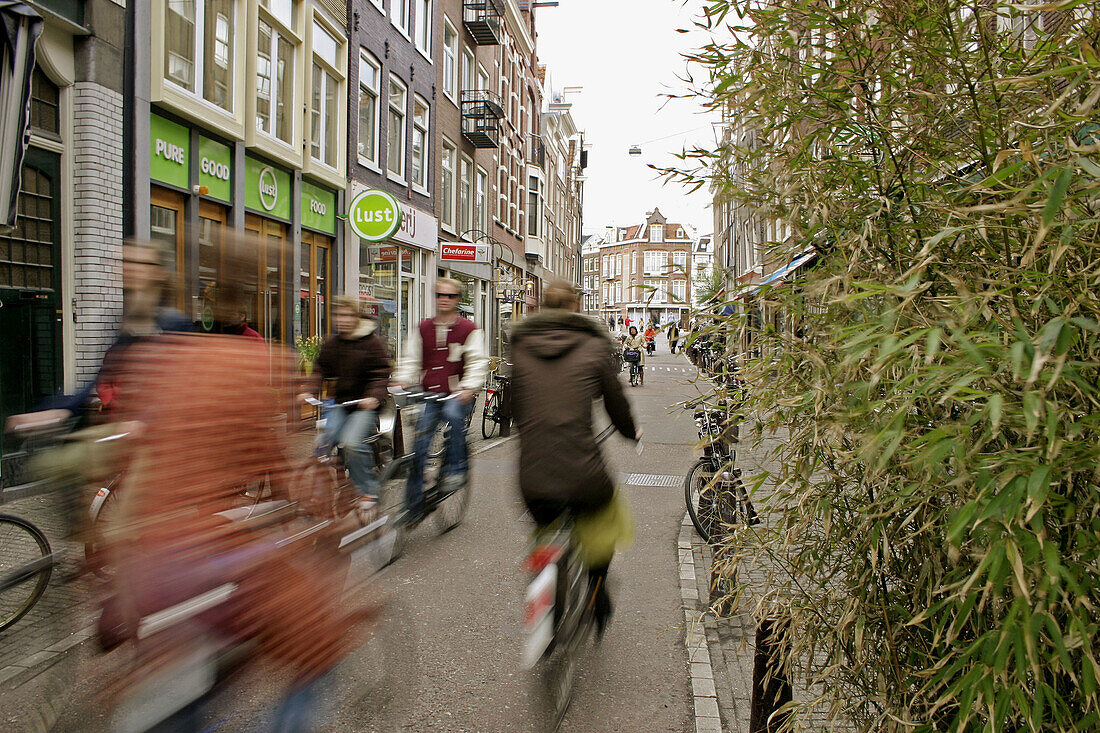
[0,2,42,229]
[737,248,817,299]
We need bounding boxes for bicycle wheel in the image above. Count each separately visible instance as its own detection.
[433,477,470,534]
[86,485,120,579]
[0,514,53,632]
[290,460,343,521]
[482,393,500,439]
[685,461,721,543]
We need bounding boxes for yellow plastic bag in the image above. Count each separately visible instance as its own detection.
[573,490,635,568]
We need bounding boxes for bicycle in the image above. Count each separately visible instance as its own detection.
[521,425,639,731]
[481,361,511,439]
[684,400,757,543]
[623,348,643,387]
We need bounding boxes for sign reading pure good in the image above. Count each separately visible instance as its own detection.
[301,181,336,234]
[198,136,232,202]
[439,242,490,263]
[348,188,403,242]
[150,114,189,189]
[244,156,291,220]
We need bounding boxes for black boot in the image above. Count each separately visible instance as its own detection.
[588,566,613,639]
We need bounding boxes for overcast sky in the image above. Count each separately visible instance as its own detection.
[535,0,718,236]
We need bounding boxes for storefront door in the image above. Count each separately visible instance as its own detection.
[0,148,62,468]
[245,214,286,343]
[299,231,331,340]
[150,186,186,312]
[196,200,228,330]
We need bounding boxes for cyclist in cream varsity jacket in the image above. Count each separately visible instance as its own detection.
[393,277,488,521]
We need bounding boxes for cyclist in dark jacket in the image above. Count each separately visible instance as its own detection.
[509,280,639,635]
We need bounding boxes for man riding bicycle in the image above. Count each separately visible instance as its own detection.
[393,277,487,524]
[307,295,392,517]
[509,281,639,636]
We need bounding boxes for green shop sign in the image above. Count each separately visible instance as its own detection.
[150,114,189,189]
[348,188,402,242]
[244,157,291,220]
[198,137,232,202]
[301,181,336,234]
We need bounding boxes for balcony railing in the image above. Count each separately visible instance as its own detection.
[463,0,504,45]
[460,89,505,149]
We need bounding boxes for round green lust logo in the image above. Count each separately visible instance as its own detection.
[348,189,403,242]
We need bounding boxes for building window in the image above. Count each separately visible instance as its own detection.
[475,167,488,235]
[256,15,294,144]
[29,68,59,136]
[411,95,429,189]
[459,157,472,234]
[671,279,686,302]
[391,0,410,37]
[358,51,380,166]
[414,0,431,55]
[672,250,687,271]
[441,138,456,230]
[644,250,667,275]
[442,19,458,102]
[165,0,237,112]
[527,176,540,237]
[461,49,473,95]
[650,224,663,242]
[310,63,338,167]
[387,76,407,179]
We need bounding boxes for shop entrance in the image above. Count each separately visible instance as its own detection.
[299,231,331,339]
[244,214,287,343]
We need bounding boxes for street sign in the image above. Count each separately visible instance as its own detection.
[348,188,403,242]
[439,241,490,263]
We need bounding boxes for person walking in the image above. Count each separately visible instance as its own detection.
[508,280,639,636]
[308,295,392,512]
[393,277,488,523]
[667,322,680,354]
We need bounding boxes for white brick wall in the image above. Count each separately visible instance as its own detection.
[72,82,124,384]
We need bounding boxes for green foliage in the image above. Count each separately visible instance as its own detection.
[677,1,1100,729]
[294,334,323,373]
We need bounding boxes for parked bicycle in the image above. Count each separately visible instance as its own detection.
[684,400,757,543]
[481,359,511,439]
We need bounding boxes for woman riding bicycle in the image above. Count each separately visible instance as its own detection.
[623,326,647,385]
[509,281,639,636]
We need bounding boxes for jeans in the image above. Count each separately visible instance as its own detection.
[323,405,379,497]
[405,397,471,516]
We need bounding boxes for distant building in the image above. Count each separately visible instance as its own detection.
[692,234,714,307]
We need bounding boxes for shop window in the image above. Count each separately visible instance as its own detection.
[358,51,380,166]
[411,96,429,190]
[256,16,295,144]
[165,0,237,112]
[29,68,59,137]
[387,75,407,179]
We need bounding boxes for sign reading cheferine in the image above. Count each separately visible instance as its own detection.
[348,188,403,242]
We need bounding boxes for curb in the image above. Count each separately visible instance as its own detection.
[679,512,726,733]
[0,623,95,691]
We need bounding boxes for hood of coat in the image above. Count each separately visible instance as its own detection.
[341,318,378,340]
[511,309,614,360]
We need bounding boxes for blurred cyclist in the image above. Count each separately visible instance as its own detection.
[306,295,391,516]
[623,326,647,385]
[508,280,639,636]
[393,277,487,523]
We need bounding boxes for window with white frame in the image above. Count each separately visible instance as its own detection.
[442,20,458,102]
[387,76,407,179]
[256,9,294,144]
[672,250,687,272]
[414,0,431,55]
[644,250,667,275]
[671,279,686,302]
[459,158,473,234]
[614,253,622,277]
[357,51,380,166]
[310,20,341,168]
[527,176,540,237]
[649,224,664,242]
[615,282,622,304]
[391,0,410,37]
[475,167,487,234]
[460,48,473,94]
[441,138,456,230]
[476,65,488,92]
[408,98,427,191]
[165,0,237,111]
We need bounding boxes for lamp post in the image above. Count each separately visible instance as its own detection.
[458,228,518,357]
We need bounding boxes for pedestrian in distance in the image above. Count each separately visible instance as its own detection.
[508,280,639,637]
[667,322,680,354]
[393,277,488,523]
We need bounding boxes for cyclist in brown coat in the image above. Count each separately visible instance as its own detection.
[509,280,639,635]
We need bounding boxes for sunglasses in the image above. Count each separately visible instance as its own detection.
[436,291,460,299]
